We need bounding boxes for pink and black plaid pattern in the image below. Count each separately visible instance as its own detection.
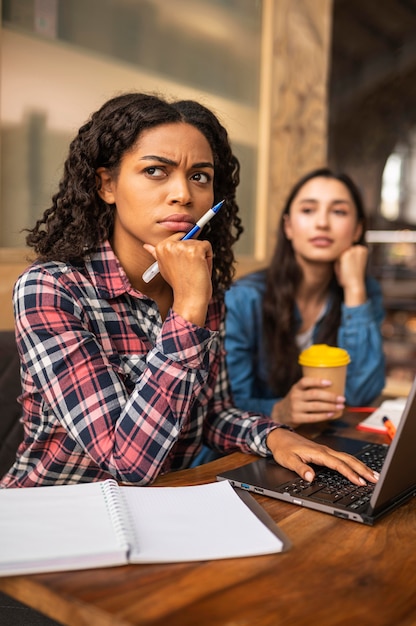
[1,242,275,488]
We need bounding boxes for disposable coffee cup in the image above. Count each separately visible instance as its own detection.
[298,344,351,417]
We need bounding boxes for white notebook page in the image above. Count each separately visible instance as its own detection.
[122,480,284,562]
[0,482,126,574]
[357,398,407,433]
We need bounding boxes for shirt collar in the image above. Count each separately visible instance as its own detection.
[84,240,144,300]
[294,293,332,325]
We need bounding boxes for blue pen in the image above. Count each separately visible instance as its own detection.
[142,200,225,283]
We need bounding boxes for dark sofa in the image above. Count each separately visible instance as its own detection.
[0,331,23,478]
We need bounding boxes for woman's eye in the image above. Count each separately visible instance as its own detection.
[144,166,165,177]
[191,172,211,184]
[332,207,349,216]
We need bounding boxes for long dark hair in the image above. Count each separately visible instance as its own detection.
[26,92,243,295]
[263,167,367,394]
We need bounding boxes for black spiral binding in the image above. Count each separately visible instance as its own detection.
[100,479,137,557]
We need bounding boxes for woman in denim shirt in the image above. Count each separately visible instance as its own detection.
[225,168,385,427]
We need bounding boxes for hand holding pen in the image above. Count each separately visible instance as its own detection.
[142,200,224,283]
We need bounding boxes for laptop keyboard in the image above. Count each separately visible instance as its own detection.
[276,443,388,511]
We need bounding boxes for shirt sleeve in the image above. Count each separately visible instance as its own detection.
[201,318,279,458]
[13,267,229,484]
[224,279,278,416]
[15,266,279,485]
[338,277,386,405]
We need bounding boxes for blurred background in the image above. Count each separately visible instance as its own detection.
[1,0,416,391]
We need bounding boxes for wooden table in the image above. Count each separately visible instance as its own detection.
[1,411,416,626]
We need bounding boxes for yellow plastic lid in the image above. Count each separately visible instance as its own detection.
[298,344,350,367]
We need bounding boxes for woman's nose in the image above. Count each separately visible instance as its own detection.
[167,176,192,205]
[316,209,329,228]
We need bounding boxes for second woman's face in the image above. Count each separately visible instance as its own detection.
[98,122,215,253]
[283,177,363,264]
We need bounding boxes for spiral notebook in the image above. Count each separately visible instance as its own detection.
[0,479,289,577]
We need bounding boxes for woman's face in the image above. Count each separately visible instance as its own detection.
[97,122,215,257]
[283,176,363,265]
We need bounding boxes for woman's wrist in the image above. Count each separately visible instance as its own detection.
[343,284,366,307]
[271,398,294,427]
[266,424,294,456]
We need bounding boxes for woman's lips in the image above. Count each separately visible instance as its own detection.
[309,237,333,247]
[159,214,195,233]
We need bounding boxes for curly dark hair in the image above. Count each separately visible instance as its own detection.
[26,92,243,295]
[263,167,367,395]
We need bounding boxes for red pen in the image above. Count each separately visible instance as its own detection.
[382,416,396,440]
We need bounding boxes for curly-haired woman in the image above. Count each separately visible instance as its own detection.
[1,96,378,490]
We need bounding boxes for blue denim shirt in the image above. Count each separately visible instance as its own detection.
[224,270,386,416]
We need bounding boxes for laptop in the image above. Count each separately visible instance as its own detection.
[217,377,416,525]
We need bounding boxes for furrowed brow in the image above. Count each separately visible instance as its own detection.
[139,156,214,169]
[192,162,214,169]
[140,155,177,165]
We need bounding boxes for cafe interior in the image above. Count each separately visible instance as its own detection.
[1,1,416,624]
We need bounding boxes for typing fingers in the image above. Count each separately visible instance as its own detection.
[266,428,380,486]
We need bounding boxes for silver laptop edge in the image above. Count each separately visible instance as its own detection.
[217,377,416,525]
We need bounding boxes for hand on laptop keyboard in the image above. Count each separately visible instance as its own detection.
[266,427,380,487]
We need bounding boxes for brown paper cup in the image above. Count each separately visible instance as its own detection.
[298,345,350,418]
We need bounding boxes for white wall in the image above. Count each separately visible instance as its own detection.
[1,29,257,143]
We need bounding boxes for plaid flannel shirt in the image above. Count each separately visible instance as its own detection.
[1,242,276,488]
